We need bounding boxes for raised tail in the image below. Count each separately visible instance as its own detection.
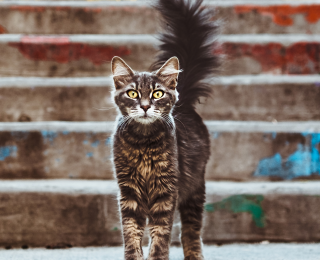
[151,0,220,108]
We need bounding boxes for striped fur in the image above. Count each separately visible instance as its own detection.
[111,0,219,259]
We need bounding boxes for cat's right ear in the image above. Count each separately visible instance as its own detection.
[111,56,134,90]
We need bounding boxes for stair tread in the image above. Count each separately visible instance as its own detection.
[1,244,320,260]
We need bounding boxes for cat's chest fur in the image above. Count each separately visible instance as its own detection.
[113,125,179,200]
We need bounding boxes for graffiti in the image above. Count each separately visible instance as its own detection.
[0,146,18,161]
[41,131,57,144]
[9,37,131,66]
[223,42,320,74]
[254,134,320,180]
[235,5,320,26]
[205,195,265,228]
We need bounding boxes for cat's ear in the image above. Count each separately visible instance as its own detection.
[156,57,180,90]
[111,56,134,90]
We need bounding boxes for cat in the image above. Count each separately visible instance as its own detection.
[111,0,219,259]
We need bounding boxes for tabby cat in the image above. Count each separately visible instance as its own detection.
[111,0,219,259]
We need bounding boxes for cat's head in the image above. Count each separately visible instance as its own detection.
[111,56,180,125]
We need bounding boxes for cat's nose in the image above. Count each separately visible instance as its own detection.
[140,105,151,112]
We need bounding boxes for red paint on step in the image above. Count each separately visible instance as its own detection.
[10,6,45,12]
[235,5,320,26]
[0,25,6,34]
[223,42,320,74]
[9,38,131,65]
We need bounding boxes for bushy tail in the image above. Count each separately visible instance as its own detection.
[151,0,219,108]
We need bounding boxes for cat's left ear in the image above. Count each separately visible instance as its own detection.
[156,57,180,90]
[111,56,135,90]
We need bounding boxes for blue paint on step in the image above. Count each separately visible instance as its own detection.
[254,134,320,179]
[41,131,57,144]
[86,152,93,158]
[91,140,100,147]
[0,146,18,161]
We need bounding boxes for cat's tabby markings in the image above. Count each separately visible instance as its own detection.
[111,0,219,259]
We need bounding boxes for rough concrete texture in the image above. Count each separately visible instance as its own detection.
[1,244,320,260]
[2,78,320,122]
[0,180,320,247]
[0,35,320,76]
[0,35,156,77]
[2,125,320,180]
[1,3,320,35]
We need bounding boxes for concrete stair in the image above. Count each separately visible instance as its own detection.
[0,180,320,248]
[2,244,320,260]
[1,34,320,77]
[0,0,320,252]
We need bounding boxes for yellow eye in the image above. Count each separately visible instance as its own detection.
[153,90,164,99]
[127,90,138,99]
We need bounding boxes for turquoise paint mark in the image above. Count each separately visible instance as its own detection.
[86,152,93,158]
[62,131,69,135]
[105,137,112,146]
[212,132,220,139]
[41,131,57,144]
[254,134,320,180]
[272,132,277,139]
[91,140,100,148]
[83,140,89,145]
[205,195,265,228]
[0,146,18,161]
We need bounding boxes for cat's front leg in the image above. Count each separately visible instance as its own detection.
[119,186,147,260]
[147,190,177,260]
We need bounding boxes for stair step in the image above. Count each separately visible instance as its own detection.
[0,1,320,35]
[0,180,319,247]
[0,34,319,77]
[1,244,320,260]
[1,121,320,180]
[1,75,320,122]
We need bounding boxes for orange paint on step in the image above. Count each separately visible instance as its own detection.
[223,42,320,74]
[9,38,131,65]
[235,5,320,26]
[0,25,6,34]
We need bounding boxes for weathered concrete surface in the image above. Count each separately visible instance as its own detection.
[2,122,320,180]
[1,2,320,35]
[0,180,320,247]
[1,34,320,76]
[0,35,156,77]
[1,244,320,260]
[2,76,320,122]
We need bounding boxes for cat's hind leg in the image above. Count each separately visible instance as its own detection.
[179,185,206,260]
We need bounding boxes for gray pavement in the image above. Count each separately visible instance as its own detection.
[1,244,320,260]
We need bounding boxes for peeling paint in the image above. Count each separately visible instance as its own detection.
[41,131,57,144]
[10,6,46,12]
[205,195,265,228]
[223,42,320,74]
[62,131,69,135]
[8,40,131,65]
[105,138,112,146]
[86,152,93,158]
[0,146,18,161]
[235,5,320,26]
[212,132,220,139]
[91,140,100,148]
[0,25,7,34]
[83,140,89,145]
[254,134,320,179]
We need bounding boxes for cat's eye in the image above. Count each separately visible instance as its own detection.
[153,90,164,99]
[127,90,138,99]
